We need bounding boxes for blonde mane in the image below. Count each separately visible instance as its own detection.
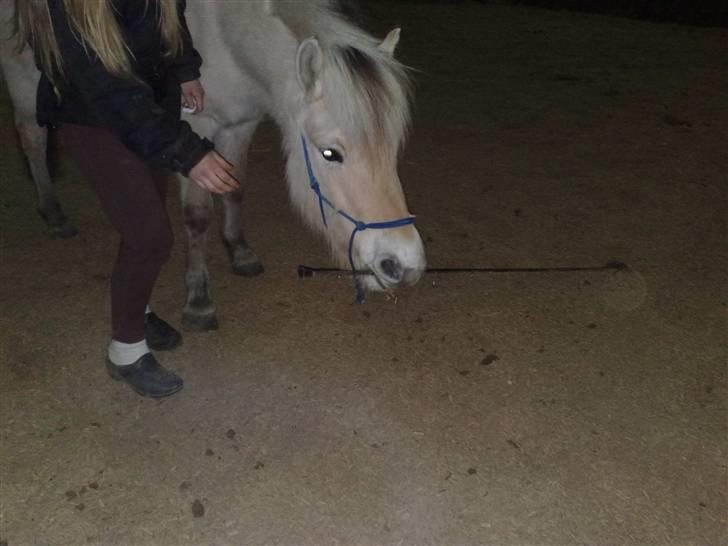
[274,0,413,155]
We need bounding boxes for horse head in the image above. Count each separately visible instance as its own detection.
[285,25,426,293]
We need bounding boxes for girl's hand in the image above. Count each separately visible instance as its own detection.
[181,79,205,114]
[189,151,239,194]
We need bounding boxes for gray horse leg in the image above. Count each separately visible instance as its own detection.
[217,120,264,277]
[180,119,262,331]
[222,188,264,276]
[181,182,218,331]
[15,118,77,239]
[3,36,77,239]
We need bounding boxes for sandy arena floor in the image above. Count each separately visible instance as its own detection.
[0,2,726,544]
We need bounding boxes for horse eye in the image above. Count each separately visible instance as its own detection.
[321,148,343,163]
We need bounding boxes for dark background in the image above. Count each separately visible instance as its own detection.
[507,0,728,27]
[372,1,728,27]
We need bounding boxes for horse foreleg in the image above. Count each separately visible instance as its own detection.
[216,121,264,277]
[15,119,77,239]
[181,181,218,331]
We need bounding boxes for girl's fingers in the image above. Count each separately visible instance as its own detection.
[182,94,199,113]
[195,175,222,194]
[196,173,237,194]
[190,92,203,113]
[202,178,219,193]
[214,170,239,191]
[213,152,234,170]
[189,151,238,193]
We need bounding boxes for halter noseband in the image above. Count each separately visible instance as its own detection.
[300,135,415,303]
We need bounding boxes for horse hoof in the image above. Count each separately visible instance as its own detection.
[232,260,265,277]
[224,242,265,277]
[182,311,219,332]
[48,223,78,239]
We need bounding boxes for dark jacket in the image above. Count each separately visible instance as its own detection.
[37,0,213,175]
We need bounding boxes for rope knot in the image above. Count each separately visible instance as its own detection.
[354,221,367,232]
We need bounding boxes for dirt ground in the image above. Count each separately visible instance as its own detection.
[1,2,726,545]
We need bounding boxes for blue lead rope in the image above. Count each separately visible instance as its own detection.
[301,135,415,303]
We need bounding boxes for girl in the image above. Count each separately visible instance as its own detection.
[14,0,238,398]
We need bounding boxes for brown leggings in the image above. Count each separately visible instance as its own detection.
[60,124,174,343]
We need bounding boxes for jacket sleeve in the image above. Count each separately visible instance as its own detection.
[167,0,203,83]
[47,0,212,175]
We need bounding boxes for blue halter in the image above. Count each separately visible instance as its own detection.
[300,135,415,303]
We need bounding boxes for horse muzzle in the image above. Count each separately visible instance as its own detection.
[369,254,425,289]
[361,227,427,291]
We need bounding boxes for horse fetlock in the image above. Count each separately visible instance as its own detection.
[185,268,209,291]
[47,222,78,239]
[38,203,78,238]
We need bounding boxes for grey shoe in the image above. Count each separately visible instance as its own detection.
[106,353,183,398]
[144,312,183,351]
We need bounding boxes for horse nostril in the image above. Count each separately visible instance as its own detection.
[379,258,402,281]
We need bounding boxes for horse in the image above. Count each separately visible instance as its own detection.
[0,9,77,239]
[0,0,426,329]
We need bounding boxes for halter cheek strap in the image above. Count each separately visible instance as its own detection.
[301,135,415,303]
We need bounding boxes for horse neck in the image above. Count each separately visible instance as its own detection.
[216,4,309,146]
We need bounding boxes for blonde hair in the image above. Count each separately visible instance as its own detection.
[14,0,182,81]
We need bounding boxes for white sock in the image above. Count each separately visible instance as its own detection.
[108,339,150,366]
[145,305,152,315]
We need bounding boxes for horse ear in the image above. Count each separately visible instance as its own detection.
[379,28,401,56]
[296,38,323,101]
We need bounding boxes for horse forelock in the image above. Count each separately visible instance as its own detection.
[317,24,412,158]
[323,43,411,157]
[272,0,411,155]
